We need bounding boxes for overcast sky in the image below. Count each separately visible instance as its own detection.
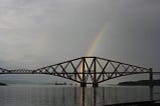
[0,0,160,83]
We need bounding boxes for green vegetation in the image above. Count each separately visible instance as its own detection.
[118,80,160,86]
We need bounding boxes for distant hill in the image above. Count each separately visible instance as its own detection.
[0,82,7,86]
[118,80,160,86]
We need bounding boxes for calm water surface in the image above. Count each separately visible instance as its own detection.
[0,85,160,106]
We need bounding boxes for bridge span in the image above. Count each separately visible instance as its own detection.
[0,57,159,87]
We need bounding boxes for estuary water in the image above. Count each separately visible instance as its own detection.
[0,85,160,106]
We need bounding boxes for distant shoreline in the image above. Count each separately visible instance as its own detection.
[118,80,160,86]
[0,82,7,86]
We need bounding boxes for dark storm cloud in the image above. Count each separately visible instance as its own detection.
[0,0,159,73]
[104,0,160,71]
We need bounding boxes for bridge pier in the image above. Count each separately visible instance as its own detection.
[80,83,86,87]
[92,83,98,87]
[149,68,153,87]
[149,68,153,101]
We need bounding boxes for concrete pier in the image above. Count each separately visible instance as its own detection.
[92,83,98,87]
[80,83,86,87]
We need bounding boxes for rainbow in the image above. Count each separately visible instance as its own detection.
[79,24,108,73]
[85,24,107,56]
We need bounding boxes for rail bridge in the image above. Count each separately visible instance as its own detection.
[0,57,159,87]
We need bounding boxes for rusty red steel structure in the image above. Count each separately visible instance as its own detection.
[0,57,158,87]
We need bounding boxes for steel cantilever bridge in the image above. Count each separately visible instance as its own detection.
[0,57,158,87]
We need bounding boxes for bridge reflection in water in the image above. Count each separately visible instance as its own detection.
[54,86,156,106]
[0,85,158,106]
[79,86,154,106]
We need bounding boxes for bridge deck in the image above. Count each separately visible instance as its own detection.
[0,72,160,74]
[0,57,159,86]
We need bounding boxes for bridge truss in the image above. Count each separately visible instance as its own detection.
[0,57,155,87]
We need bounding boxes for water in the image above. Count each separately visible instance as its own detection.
[0,85,160,106]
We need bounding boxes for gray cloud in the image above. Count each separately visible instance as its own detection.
[0,0,159,73]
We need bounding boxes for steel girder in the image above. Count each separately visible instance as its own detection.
[0,57,153,84]
[32,57,151,84]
